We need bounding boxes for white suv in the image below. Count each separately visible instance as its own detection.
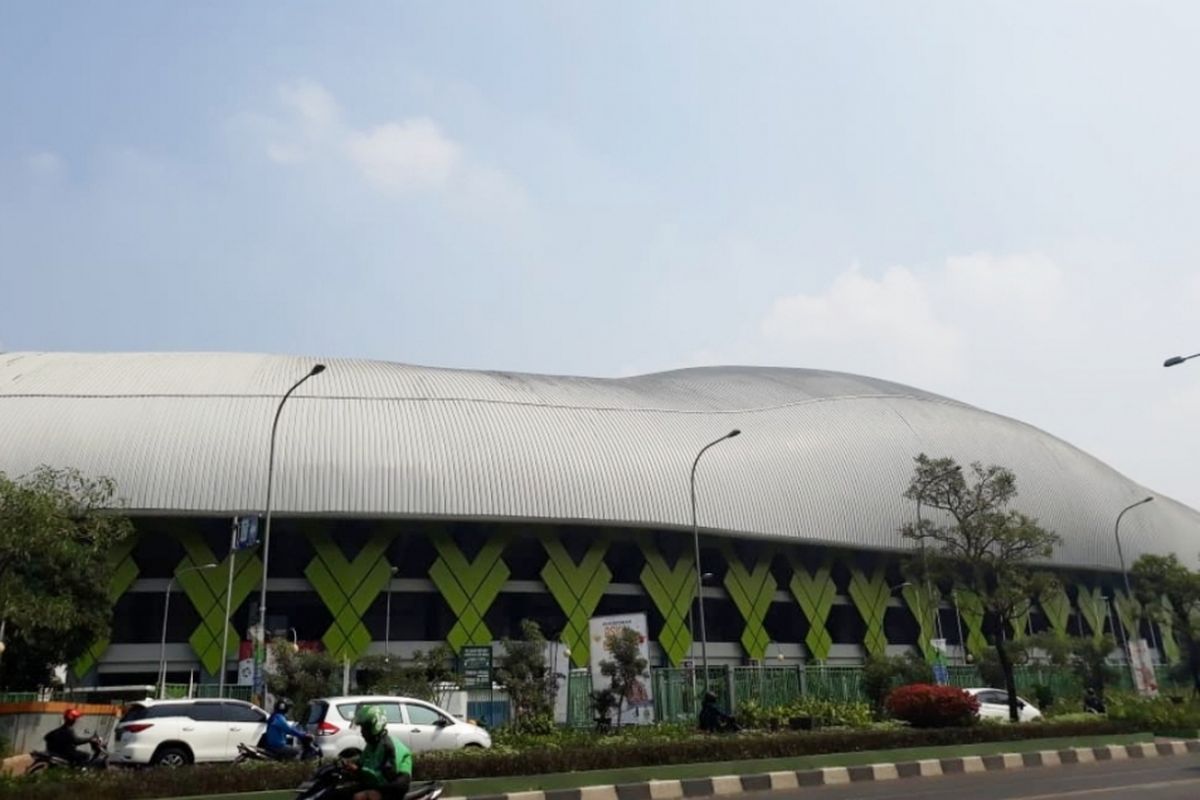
[305,695,491,758]
[965,688,1043,722]
[111,699,269,766]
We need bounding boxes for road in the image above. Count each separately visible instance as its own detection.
[751,755,1200,799]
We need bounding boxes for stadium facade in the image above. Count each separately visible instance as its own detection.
[1,351,1197,686]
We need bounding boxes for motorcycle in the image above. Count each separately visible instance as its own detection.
[295,762,443,800]
[26,738,109,774]
[235,735,322,764]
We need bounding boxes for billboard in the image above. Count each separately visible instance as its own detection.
[588,613,654,725]
[1128,638,1159,697]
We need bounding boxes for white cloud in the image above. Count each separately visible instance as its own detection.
[345,118,460,191]
[26,151,65,179]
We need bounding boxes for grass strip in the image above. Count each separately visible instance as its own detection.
[160,732,1151,800]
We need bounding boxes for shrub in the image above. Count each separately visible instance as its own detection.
[862,654,934,715]
[1105,693,1200,733]
[885,683,979,728]
[737,698,872,730]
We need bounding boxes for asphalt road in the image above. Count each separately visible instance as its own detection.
[749,755,1200,799]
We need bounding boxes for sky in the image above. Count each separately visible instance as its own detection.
[2,2,1199,510]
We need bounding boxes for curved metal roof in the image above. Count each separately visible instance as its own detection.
[0,351,1195,570]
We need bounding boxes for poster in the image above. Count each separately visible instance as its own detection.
[1128,638,1159,697]
[588,613,654,725]
[461,646,493,690]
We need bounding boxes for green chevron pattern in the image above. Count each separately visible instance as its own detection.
[721,544,776,660]
[430,533,509,653]
[955,589,988,657]
[174,529,263,676]
[639,542,696,667]
[1159,597,1182,664]
[1077,585,1108,641]
[305,529,395,661]
[1012,605,1032,641]
[1039,584,1072,639]
[73,534,140,678]
[901,582,940,661]
[847,565,890,657]
[540,534,611,667]
[787,556,835,662]
[1113,590,1140,642]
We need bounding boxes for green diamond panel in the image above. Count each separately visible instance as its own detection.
[1077,585,1108,641]
[721,544,776,660]
[429,533,509,653]
[1039,584,1072,639]
[955,589,988,657]
[305,528,395,661]
[174,528,263,676]
[73,534,140,678]
[540,534,611,668]
[847,564,890,658]
[787,555,835,662]
[638,542,695,667]
[901,582,940,661]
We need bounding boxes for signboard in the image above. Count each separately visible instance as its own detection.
[588,613,654,725]
[233,516,260,551]
[1128,638,1159,697]
[930,638,949,685]
[461,646,493,690]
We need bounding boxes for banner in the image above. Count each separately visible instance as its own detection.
[1128,638,1159,697]
[588,613,654,725]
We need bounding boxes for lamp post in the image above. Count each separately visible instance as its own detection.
[159,562,218,699]
[289,628,300,652]
[254,364,326,701]
[1163,352,1200,368]
[1114,496,1153,689]
[691,429,740,688]
[385,566,399,659]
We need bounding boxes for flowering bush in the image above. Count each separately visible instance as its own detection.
[885,683,979,728]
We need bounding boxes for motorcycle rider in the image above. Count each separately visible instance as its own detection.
[338,705,413,800]
[43,709,102,767]
[263,698,312,760]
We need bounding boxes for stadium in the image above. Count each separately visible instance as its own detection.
[1,351,1197,688]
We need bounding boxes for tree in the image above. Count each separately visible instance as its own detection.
[495,620,559,732]
[598,627,649,729]
[900,454,1061,722]
[265,640,341,712]
[862,653,933,717]
[1131,553,1200,695]
[357,645,455,704]
[0,466,134,689]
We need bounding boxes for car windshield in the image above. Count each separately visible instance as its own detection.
[306,701,328,725]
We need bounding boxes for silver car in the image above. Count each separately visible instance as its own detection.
[304,695,491,758]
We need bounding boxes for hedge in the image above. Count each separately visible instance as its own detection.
[0,719,1143,800]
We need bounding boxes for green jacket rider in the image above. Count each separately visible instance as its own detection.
[342,705,413,800]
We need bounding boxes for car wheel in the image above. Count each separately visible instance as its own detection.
[463,743,484,750]
[152,746,192,768]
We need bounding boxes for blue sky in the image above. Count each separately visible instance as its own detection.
[3,2,1200,509]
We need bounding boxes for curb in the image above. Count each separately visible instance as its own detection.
[448,740,1200,800]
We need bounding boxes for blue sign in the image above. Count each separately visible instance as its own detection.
[234,516,260,551]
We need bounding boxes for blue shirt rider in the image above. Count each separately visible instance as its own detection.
[262,698,310,759]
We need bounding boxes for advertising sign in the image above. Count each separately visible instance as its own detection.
[461,646,493,690]
[1128,638,1159,697]
[233,516,260,551]
[588,613,654,725]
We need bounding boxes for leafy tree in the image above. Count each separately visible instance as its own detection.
[900,454,1061,722]
[862,653,933,717]
[599,627,649,729]
[357,645,455,704]
[1131,553,1200,695]
[265,640,341,712]
[0,467,134,689]
[495,620,559,732]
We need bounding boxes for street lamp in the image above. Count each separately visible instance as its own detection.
[1114,496,1153,688]
[254,363,326,700]
[159,562,218,698]
[384,566,399,659]
[1163,353,1200,367]
[289,628,300,653]
[691,429,740,687]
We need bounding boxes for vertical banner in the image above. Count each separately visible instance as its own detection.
[1128,638,1159,697]
[588,613,655,725]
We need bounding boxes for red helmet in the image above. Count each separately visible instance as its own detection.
[63,709,82,723]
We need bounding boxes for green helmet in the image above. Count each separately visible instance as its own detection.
[353,705,388,740]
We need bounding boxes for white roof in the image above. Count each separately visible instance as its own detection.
[0,351,1196,569]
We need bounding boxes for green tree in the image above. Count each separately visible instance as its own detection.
[1131,554,1200,695]
[357,645,455,703]
[862,653,933,717]
[265,640,341,712]
[0,467,134,689]
[599,627,649,729]
[495,620,559,732]
[900,454,1061,722]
